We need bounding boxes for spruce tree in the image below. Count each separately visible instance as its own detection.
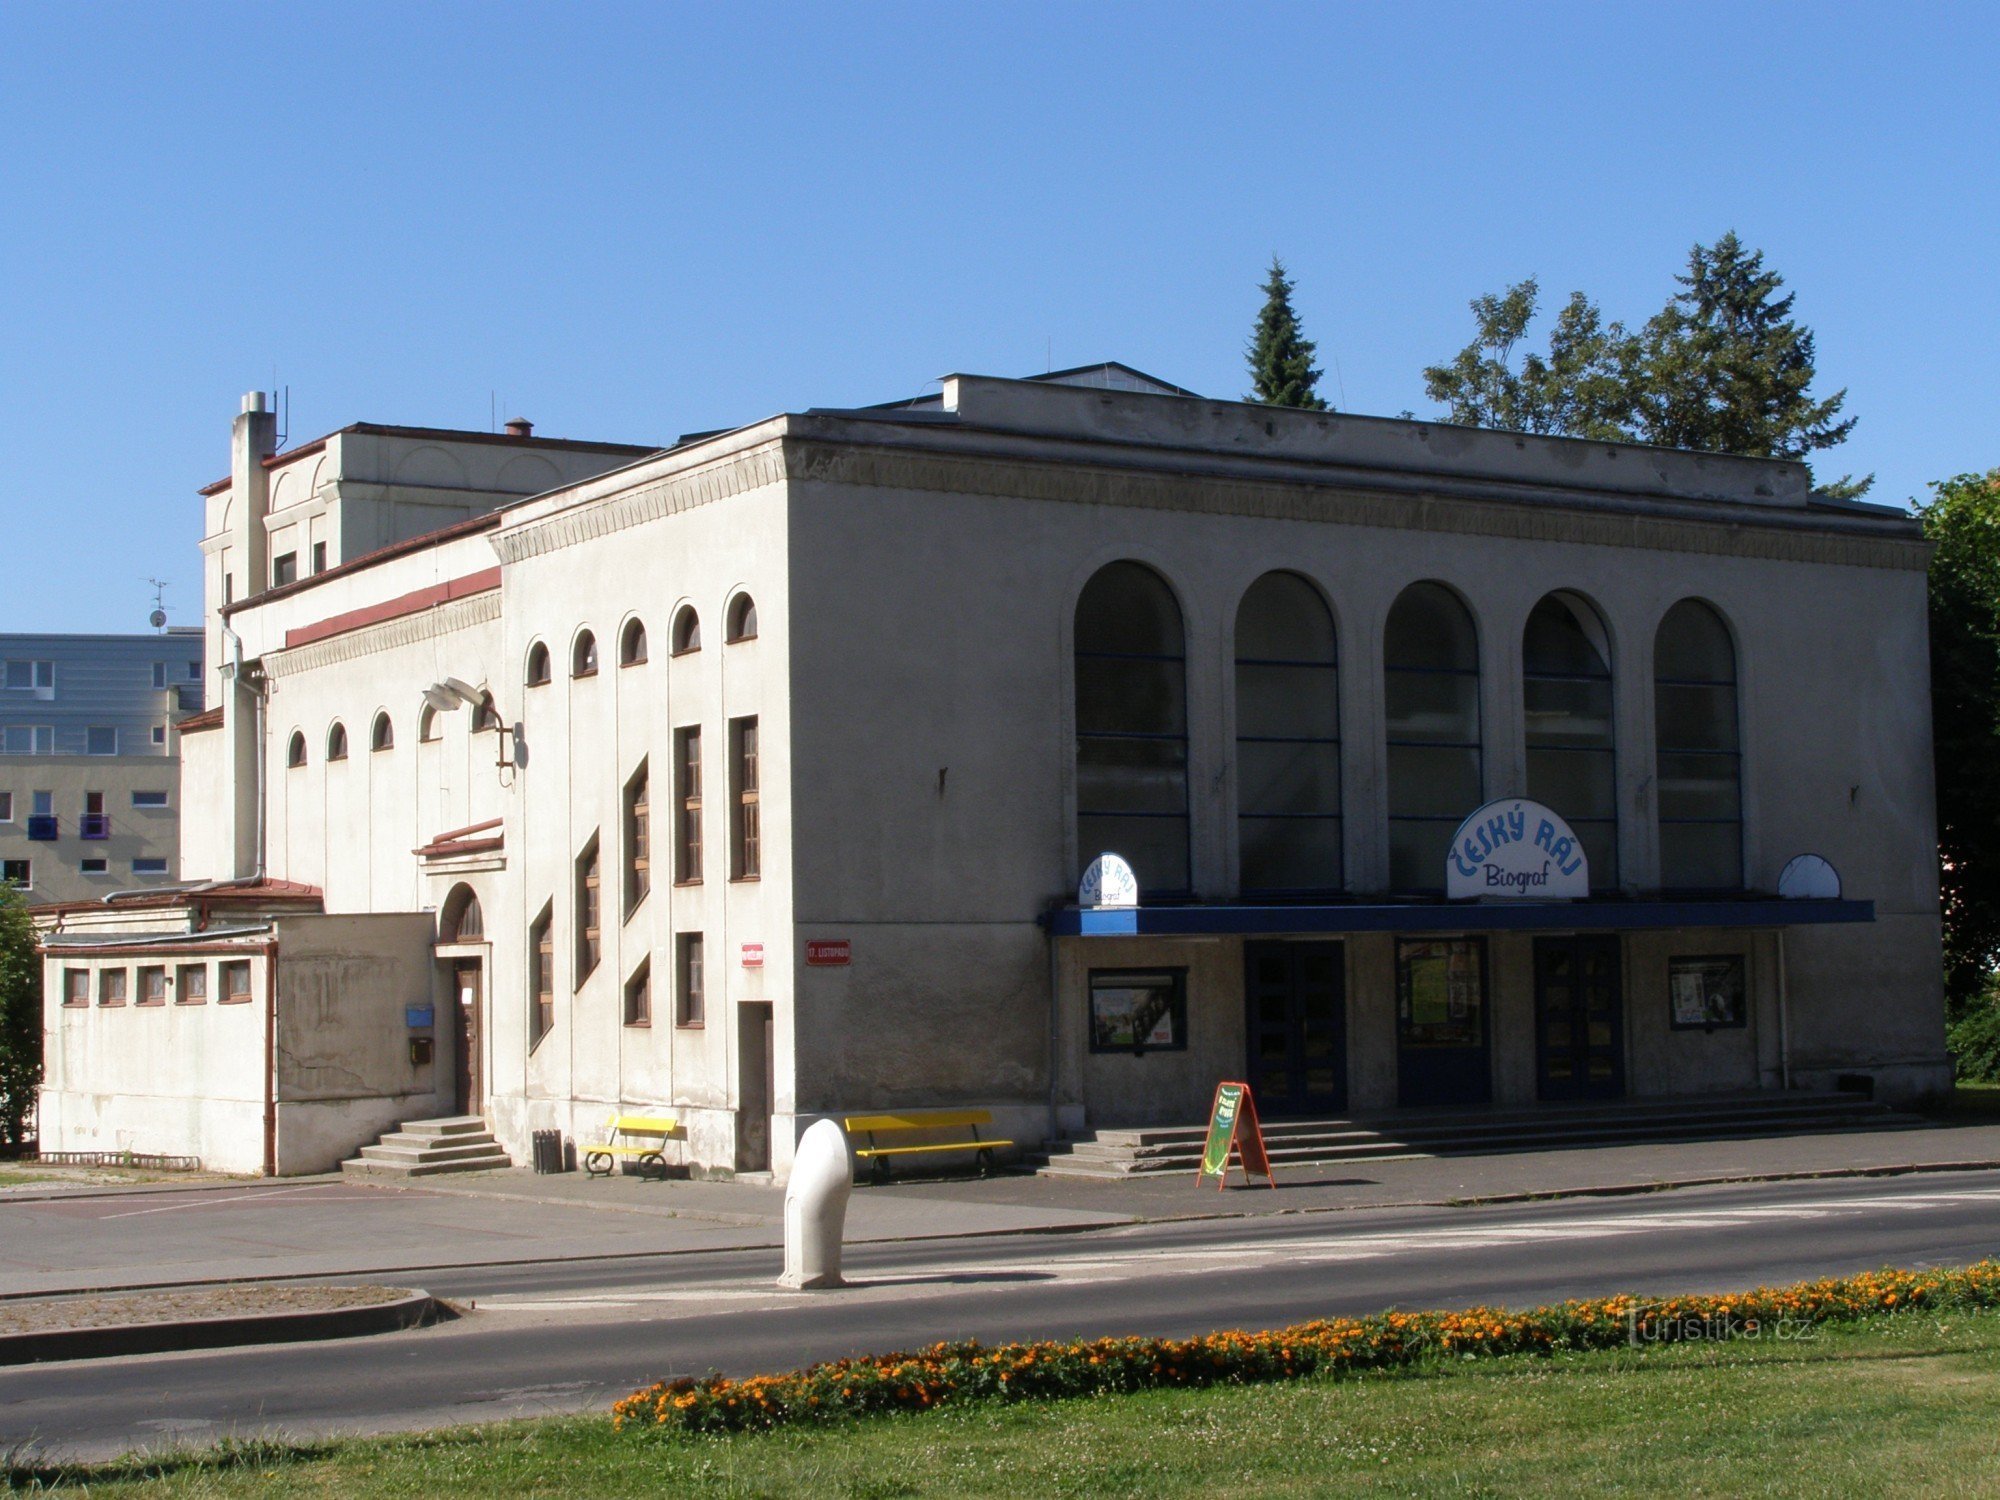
[1245,258,1329,410]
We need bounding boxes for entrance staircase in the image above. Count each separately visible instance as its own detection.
[340,1116,511,1179]
[1026,1090,1927,1179]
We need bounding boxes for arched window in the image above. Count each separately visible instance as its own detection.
[1236,572,1340,893]
[286,730,307,768]
[1654,599,1741,891]
[726,594,758,642]
[1523,592,1616,887]
[418,704,440,743]
[671,605,701,654]
[525,642,551,686]
[572,631,598,678]
[326,721,349,761]
[620,619,648,666]
[1074,561,1189,895]
[371,711,394,752]
[440,884,483,942]
[1384,582,1481,891]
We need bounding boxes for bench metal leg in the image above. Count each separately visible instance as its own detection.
[583,1151,612,1177]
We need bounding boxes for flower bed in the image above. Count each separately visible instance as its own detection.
[613,1260,2000,1436]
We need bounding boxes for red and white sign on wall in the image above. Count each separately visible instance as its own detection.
[805,939,851,967]
[740,942,765,969]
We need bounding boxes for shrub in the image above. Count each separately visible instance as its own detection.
[1949,999,2000,1083]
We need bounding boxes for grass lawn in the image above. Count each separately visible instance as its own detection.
[18,1310,2000,1497]
[1927,1081,2000,1122]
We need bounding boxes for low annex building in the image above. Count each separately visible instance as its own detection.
[37,366,1949,1178]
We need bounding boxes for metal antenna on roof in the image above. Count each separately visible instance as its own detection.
[145,578,170,632]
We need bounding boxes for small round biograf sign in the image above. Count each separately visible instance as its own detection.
[1445,798,1589,901]
[1079,853,1140,909]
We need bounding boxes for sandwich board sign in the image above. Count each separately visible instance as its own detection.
[1195,1080,1275,1190]
[1445,797,1589,901]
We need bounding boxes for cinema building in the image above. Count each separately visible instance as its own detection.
[35,365,1949,1179]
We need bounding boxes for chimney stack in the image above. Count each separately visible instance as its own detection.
[504,417,534,439]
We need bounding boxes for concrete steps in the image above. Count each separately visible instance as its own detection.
[1027,1091,1927,1178]
[340,1116,511,1179]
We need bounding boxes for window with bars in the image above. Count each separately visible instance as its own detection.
[576,838,602,983]
[730,717,760,880]
[625,762,651,914]
[676,933,705,1027]
[675,727,702,883]
[530,905,554,1046]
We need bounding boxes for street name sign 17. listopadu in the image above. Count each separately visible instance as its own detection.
[1445,797,1588,900]
[1195,1081,1275,1190]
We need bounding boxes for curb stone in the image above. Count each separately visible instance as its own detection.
[0,1289,446,1366]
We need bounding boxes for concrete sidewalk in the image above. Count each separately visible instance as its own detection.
[6,1121,2000,1299]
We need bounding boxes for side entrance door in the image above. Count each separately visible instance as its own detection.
[1533,934,1625,1101]
[452,961,483,1118]
[1244,941,1347,1115]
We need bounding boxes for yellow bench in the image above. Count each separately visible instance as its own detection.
[842,1109,1012,1182]
[582,1113,681,1179]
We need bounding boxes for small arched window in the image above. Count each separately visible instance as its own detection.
[418,704,439,743]
[573,631,598,678]
[726,594,758,642]
[326,721,349,761]
[1074,561,1189,896]
[1524,592,1616,887]
[1235,571,1341,893]
[525,642,551,686]
[440,884,484,943]
[1654,599,1742,891]
[620,618,648,666]
[286,730,307,768]
[671,605,701,655]
[371,712,394,752]
[473,692,502,732]
[1384,582,1482,892]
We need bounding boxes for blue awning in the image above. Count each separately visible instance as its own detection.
[1043,898,1874,938]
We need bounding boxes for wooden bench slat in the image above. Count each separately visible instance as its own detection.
[842,1110,993,1133]
[855,1140,1014,1158]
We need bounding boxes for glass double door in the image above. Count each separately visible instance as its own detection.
[1245,941,1347,1116]
[1534,934,1625,1101]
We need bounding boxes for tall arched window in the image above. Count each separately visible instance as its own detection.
[440,884,483,942]
[1654,599,1741,891]
[572,631,598,678]
[371,711,394,752]
[326,721,348,761]
[1236,571,1340,893]
[1074,562,1189,895]
[418,704,439,743]
[620,619,648,666]
[286,730,307,768]
[726,594,758,642]
[671,605,701,654]
[1523,591,1616,888]
[525,642,551,686]
[1384,582,1481,891]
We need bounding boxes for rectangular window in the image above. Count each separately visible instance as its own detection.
[99,968,128,1007]
[311,541,327,575]
[5,726,53,755]
[530,906,554,1045]
[80,858,107,874]
[625,763,650,914]
[675,726,702,883]
[223,574,235,605]
[1088,969,1188,1054]
[4,660,53,695]
[272,552,298,587]
[177,964,208,1004]
[575,838,601,983]
[2,858,29,886]
[32,791,51,818]
[86,727,118,756]
[137,965,167,1006]
[676,934,705,1027]
[220,960,252,1003]
[152,725,167,746]
[80,792,108,840]
[187,660,202,682]
[1669,954,1748,1030]
[730,716,760,880]
[624,959,652,1027]
[133,858,169,876]
[0,793,11,822]
[152,662,167,689]
[63,968,89,1006]
[132,790,169,808]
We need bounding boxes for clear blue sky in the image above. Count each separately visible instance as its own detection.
[4,3,1994,632]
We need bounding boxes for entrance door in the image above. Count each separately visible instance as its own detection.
[451,961,483,1118]
[1534,935,1624,1101]
[735,1001,774,1173]
[1396,937,1492,1108]
[1245,941,1347,1115]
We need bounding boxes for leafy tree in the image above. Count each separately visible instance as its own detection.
[1422,278,1640,441]
[1245,258,1328,410]
[1423,234,1867,496]
[1921,469,2000,1021]
[0,881,39,1153]
[1633,233,1869,498]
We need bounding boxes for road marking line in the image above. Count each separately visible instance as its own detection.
[94,1185,342,1220]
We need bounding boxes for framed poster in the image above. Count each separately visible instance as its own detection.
[1669,954,1747,1030]
[1396,938,1488,1049]
[1089,968,1187,1054]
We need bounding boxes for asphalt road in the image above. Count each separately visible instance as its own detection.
[8,1169,2000,1461]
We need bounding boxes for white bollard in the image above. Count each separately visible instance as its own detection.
[778,1118,854,1290]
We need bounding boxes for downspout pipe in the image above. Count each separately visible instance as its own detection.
[261,937,281,1176]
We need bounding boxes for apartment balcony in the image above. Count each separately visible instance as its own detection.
[79,814,111,840]
[26,815,57,842]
